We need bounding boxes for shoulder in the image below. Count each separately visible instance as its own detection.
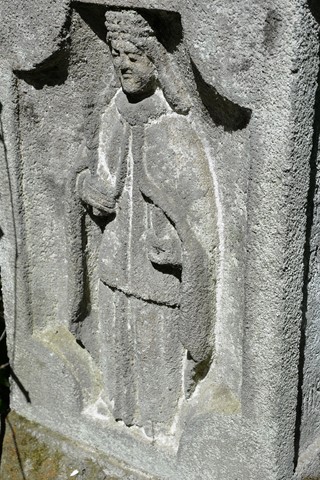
[147,111,205,157]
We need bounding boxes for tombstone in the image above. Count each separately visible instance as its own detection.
[0,0,319,478]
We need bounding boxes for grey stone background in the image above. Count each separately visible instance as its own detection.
[0,0,319,479]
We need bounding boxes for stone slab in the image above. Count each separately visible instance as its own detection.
[0,1,319,479]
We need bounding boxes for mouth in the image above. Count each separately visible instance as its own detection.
[121,71,132,79]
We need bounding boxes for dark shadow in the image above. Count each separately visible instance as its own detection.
[0,413,6,469]
[308,0,320,24]
[76,212,91,326]
[74,2,108,42]
[15,47,70,90]
[76,339,86,349]
[191,59,252,132]
[0,270,10,468]
[184,350,212,398]
[0,102,22,380]
[14,10,71,90]
[87,207,114,233]
[108,284,179,308]
[151,262,182,282]
[0,108,3,219]
[294,27,320,470]
[0,104,2,143]
[74,3,183,53]
[139,9,183,53]
[9,369,31,405]
[187,350,211,383]
[6,417,27,480]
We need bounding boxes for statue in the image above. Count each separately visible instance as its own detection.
[76,9,217,438]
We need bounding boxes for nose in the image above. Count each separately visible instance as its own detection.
[119,54,132,71]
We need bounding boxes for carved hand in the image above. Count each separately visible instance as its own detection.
[76,169,116,216]
[146,229,182,267]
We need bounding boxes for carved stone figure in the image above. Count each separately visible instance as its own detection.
[77,9,217,436]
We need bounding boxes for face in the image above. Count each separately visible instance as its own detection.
[110,39,156,97]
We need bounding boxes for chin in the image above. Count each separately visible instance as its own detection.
[122,84,142,95]
[123,88,139,95]
[121,79,156,99]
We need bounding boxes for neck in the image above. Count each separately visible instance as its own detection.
[115,87,169,126]
[123,80,158,104]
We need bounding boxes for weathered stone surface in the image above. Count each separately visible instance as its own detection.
[0,0,319,479]
[0,411,153,479]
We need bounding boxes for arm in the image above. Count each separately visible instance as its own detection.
[77,99,129,216]
[77,169,117,216]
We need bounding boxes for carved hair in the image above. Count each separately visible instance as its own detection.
[105,9,192,115]
[105,9,155,43]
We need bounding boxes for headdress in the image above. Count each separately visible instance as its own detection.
[105,10,155,43]
[104,8,191,114]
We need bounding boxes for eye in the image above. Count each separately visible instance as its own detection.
[128,54,139,62]
[111,49,120,57]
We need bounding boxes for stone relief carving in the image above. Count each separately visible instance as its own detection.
[1,0,315,477]
[74,9,218,437]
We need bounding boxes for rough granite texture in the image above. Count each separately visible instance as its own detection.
[0,1,319,479]
[0,411,153,479]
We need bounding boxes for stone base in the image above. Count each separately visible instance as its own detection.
[0,411,152,480]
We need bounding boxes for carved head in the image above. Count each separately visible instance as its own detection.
[105,10,157,98]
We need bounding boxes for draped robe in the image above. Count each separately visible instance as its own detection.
[79,88,217,434]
